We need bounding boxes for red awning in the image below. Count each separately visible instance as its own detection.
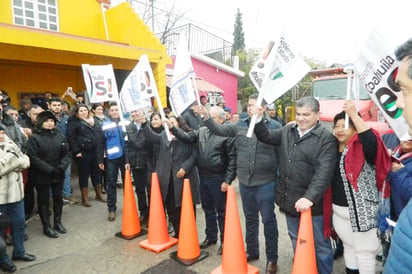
[166,75,223,94]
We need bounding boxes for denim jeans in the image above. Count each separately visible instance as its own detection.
[199,175,227,243]
[62,162,72,198]
[0,200,26,262]
[286,214,334,274]
[239,182,278,262]
[106,157,125,213]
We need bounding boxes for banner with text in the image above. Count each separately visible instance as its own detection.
[169,34,196,116]
[119,54,155,113]
[355,30,409,141]
[249,34,310,104]
[82,64,118,103]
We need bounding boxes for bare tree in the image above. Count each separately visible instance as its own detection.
[126,0,187,44]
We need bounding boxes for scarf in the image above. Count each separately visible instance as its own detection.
[344,129,392,240]
[344,129,391,197]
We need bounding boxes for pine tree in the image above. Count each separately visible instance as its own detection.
[232,9,245,55]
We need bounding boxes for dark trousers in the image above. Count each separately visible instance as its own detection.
[35,183,63,213]
[199,175,226,243]
[105,157,125,213]
[131,168,150,217]
[75,150,101,188]
[24,180,35,219]
[35,182,64,229]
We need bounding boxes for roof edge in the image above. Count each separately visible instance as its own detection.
[190,52,245,77]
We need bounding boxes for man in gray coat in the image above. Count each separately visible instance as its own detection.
[199,93,280,274]
[253,96,337,274]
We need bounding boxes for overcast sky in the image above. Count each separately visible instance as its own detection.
[113,0,411,66]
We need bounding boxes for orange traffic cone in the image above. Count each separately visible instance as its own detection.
[291,209,317,274]
[212,185,259,274]
[170,179,209,265]
[139,172,177,253]
[115,169,147,239]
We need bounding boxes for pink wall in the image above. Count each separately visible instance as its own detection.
[168,57,239,113]
[191,58,238,113]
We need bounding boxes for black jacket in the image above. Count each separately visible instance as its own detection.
[182,108,202,130]
[203,115,280,187]
[254,121,337,216]
[66,116,100,154]
[172,126,236,183]
[142,124,200,207]
[125,122,149,169]
[27,128,71,185]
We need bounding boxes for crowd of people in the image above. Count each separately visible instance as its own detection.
[1,38,412,274]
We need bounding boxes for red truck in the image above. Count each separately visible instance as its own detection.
[309,67,389,134]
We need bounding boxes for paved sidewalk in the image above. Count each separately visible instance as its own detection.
[6,178,382,274]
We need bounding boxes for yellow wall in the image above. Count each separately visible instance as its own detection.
[0,60,83,107]
[58,0,107,40]
[0,0,170,107]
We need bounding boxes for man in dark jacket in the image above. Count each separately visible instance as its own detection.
[253,96,337,274]
[18,104,44,219]
[182,102,202,130]
[125,109,150,224]
[171,106,236,255]
[199,94,280,274]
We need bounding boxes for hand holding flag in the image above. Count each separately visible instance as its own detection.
[246,34,310,137]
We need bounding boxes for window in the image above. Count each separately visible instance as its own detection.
[12,0,59,31]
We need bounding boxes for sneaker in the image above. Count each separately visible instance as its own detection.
[63,196,78,204]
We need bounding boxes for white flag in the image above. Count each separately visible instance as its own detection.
[169,34,197,116]
[355,29,409,141]
[249,34,310,104]
[82,64,118,103]
[119,54,156,113]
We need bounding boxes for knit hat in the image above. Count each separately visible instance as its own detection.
[37,111,57,127]
[0,124,4,131]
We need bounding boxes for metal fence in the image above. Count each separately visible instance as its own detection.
[159,23,234,64]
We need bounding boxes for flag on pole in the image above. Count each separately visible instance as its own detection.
[82,64,118,103]
[355,29,409,141]
[169,34,197,116]
[119,54,155,113]
[249,34,311,104]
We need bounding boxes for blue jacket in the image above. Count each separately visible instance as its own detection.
[384,199,412,273]
[97,118,128,162]
[387,157,412,220]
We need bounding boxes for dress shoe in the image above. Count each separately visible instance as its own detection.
[199,238,217,249]
[265,261,277,274]
[43,227,59,238]
[0,260,16,273]
[139,214,148,224]
[246,253,259,262]
[54,223,67,234]
[12,253,36,262]
[108,212,116,221]
[217,244,223,255]
[168,223,174,234]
